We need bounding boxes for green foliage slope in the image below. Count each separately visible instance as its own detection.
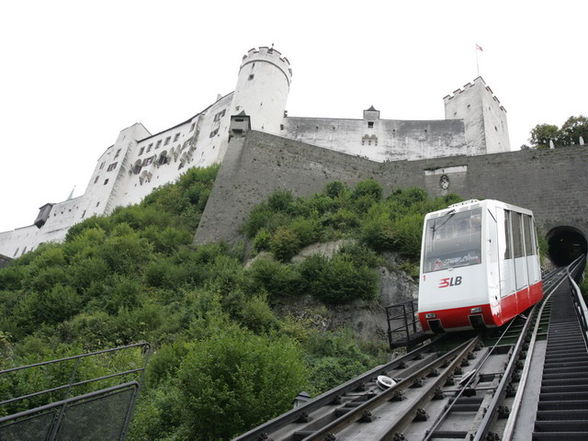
[245,180,461,262]
[3,169,432,440]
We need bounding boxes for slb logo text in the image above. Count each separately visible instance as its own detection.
[439,276,462,288]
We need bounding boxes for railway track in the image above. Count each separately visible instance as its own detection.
[234,257,586,441]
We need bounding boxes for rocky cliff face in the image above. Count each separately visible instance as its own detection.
[265,242,419,344]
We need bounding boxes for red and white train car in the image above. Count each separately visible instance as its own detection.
[417,199,542,332]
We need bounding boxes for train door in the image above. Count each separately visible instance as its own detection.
[486,205,501,321]
[512,211,530,308]
[523,215,541,303]
[498,209,517,321]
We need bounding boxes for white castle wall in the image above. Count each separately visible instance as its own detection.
[0,47,512,259]
[281,116,466,161]
[443,77,510,155]
[231,47,291,135]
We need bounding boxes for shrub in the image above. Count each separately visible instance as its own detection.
[299,254,378,304]
[178,328,307,441]
[391,213,424,259]
[352,178,383,202]
[325,181,348,198]
[267,190,295,213]
[360,212,396,252]
[304,330,378,394]
[145,341,193,388]
[324,209,360,232]
[246,257,301,298]
[270,226,301,262]
[290,217,321,247]
[253,228,272,252]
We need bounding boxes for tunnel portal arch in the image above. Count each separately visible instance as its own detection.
[545,226,587,267]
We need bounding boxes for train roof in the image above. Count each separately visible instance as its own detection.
[425,199,534,219]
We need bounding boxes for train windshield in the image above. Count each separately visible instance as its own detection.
[423,207,482,273]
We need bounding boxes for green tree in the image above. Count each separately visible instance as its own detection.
[529,123,560,149]
[558,115,588,146]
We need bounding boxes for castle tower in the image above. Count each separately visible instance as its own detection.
[230,46,292,134]
[443,77,510,155]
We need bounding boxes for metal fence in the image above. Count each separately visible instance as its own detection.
[0,342,150,441]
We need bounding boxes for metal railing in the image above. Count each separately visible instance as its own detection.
[0,342,150,441]
[385,299,420,348]
[567,255,588,347]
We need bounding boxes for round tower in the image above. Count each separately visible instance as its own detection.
[231,46,292,134]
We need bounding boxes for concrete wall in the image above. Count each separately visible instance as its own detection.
[195,131,588,245]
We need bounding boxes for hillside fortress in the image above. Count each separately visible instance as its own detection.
[0,46,513,258]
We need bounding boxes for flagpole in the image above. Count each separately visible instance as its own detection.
[475,46,479,77]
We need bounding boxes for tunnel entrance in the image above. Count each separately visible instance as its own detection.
[545,226,588,266]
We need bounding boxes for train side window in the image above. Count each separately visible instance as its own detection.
[504,210,512,259]
[523,215,534,256]
[512,212,524,258]
[533,225,540,255]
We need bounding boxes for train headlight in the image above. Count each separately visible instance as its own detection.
[425,313,437,319]
[470,307,482,314]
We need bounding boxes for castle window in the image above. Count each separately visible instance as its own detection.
[107,162,118,172]
[94,176,100,184]
[248,74,254,80]
[368,121,374,128]
[495,126,498,131]
[104,179,109,185]
[280,124,284,130]
[209,128,219,138]
[114,148,121,159]
[214,109,226,121]
[81,210,86,218]
[99,162,105,170]
[13,248,19,257]
[139,147,145,156]
[190,122,196,132]
[173,133,180,142]
[21,247,27,255]
[157,152,169,165]
[467,104,471,110]
[164,136,171,146]
[453,112,457,117]
[156,140,162,149]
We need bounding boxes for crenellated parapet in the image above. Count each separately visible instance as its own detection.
[240,46,292,85]
[443,77,507,112]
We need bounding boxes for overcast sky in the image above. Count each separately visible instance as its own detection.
[0,0,586,232]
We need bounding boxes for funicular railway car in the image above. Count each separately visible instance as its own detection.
[417,199,542,332]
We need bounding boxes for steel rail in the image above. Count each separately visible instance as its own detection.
[421,307,522,441]
[300,338,478,441]
[374,339,480,441]
[232,336,444,441]
[474,256,585,441]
